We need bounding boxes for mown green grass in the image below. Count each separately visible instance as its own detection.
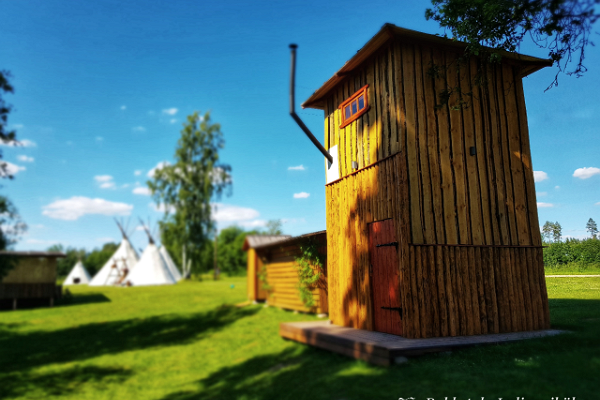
[545,263,600,275]
[1,277,599,399]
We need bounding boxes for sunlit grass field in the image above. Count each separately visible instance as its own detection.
[1,276,599,399]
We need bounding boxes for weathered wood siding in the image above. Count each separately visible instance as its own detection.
[247,248,268,301]
[247,248,257,301]
[323,38,549,338]
[324,40,541,247]
[405,245,550,338]
[326,153,408,331]
[0,283,57,299]
[2,257,57,284]
[256,233,328,314]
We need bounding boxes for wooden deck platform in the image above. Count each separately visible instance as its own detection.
[280,321,564,366]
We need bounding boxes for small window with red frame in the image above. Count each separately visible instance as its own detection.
[339,85,369,129]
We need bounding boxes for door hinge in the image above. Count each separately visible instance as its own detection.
[381,306,402,319]
[376,241,398,248]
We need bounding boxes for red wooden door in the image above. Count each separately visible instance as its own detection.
[368,219,403,336]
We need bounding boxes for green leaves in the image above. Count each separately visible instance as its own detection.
[148,111,232,274]
[425,0,600,89]
[295,240,325,308]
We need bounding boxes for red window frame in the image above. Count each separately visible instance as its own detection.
[338,85,369,129]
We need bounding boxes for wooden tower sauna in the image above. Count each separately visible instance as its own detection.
[300,24,552,339]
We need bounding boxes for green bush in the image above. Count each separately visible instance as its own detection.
[543,238,600,273]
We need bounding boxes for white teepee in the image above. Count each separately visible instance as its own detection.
[64,260,92,285]
[159,246,182,281]
[127,243,177,286]
[89,222,139,286]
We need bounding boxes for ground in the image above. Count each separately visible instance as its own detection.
[0,276,599,399]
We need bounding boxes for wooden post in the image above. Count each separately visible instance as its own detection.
[12,298,17,311]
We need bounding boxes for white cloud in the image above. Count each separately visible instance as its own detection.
[212,203,259,222]
[132,126,146,132]
[12,124,24,129]
[149,202,176,214]
[97,237,116,243]
[133,187,151,196]
[96,136,104,142]
[169,119,177,124]
[100,182,116,189]
[596,202,600,206]
[210,166,232,184]
[555,186,560,190]
[239,219,268,228]
[120,105,127,110]
[0,162,26,177]
[30,224,45,229]
[0,138,36,147]
[42,196,133,220]
[573,167,600,180]
[293,192,310,199]
[533,171,548,182]
[147,161,170,178]
[17,155,34,162]
[134,170,143,176]
[536,192,547,197]
[162,108,178,116]
[121,183,130,188]
[537,202,554,208]
[288,165,305,171]
[94,175,113,183]
[94,175,117,189]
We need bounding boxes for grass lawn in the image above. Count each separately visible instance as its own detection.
[1,277,599,400]
[545,265,600,275]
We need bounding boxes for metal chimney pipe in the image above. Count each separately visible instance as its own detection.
[289,44,333,164]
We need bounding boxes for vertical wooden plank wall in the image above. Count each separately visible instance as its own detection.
[323,41,542,247]
[247,248,257,301]
[406,245,550,338]
[326,153,409,332]
[323,39,549,338]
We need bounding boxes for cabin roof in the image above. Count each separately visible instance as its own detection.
[252,230,326,251]
[0,251,66,258]
[242,235,292,251]
[302,23,553,110]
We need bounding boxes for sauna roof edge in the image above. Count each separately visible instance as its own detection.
[302,23,553,110]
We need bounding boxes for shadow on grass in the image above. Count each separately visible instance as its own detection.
[160,299,600,400]
[56,292,111,307]
[0,304,259,398]
[0,366,133,399]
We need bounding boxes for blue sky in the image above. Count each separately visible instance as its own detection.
[2,0,599,252]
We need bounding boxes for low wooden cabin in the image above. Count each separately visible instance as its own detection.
[0,251,65,310]
[302,24,551,339]
[243,231,328,314]
[243,235,291,302]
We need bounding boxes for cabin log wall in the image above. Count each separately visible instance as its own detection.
[256,234,328,314]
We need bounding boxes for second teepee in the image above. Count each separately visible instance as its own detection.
[126,220,176,286]
[159,245,182,281]
[89,221,139,286]
[64,260,92,285]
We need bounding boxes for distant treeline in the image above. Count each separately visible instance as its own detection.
[543,238,600,272]
[50,225,280,279]
[48,242,118,278]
